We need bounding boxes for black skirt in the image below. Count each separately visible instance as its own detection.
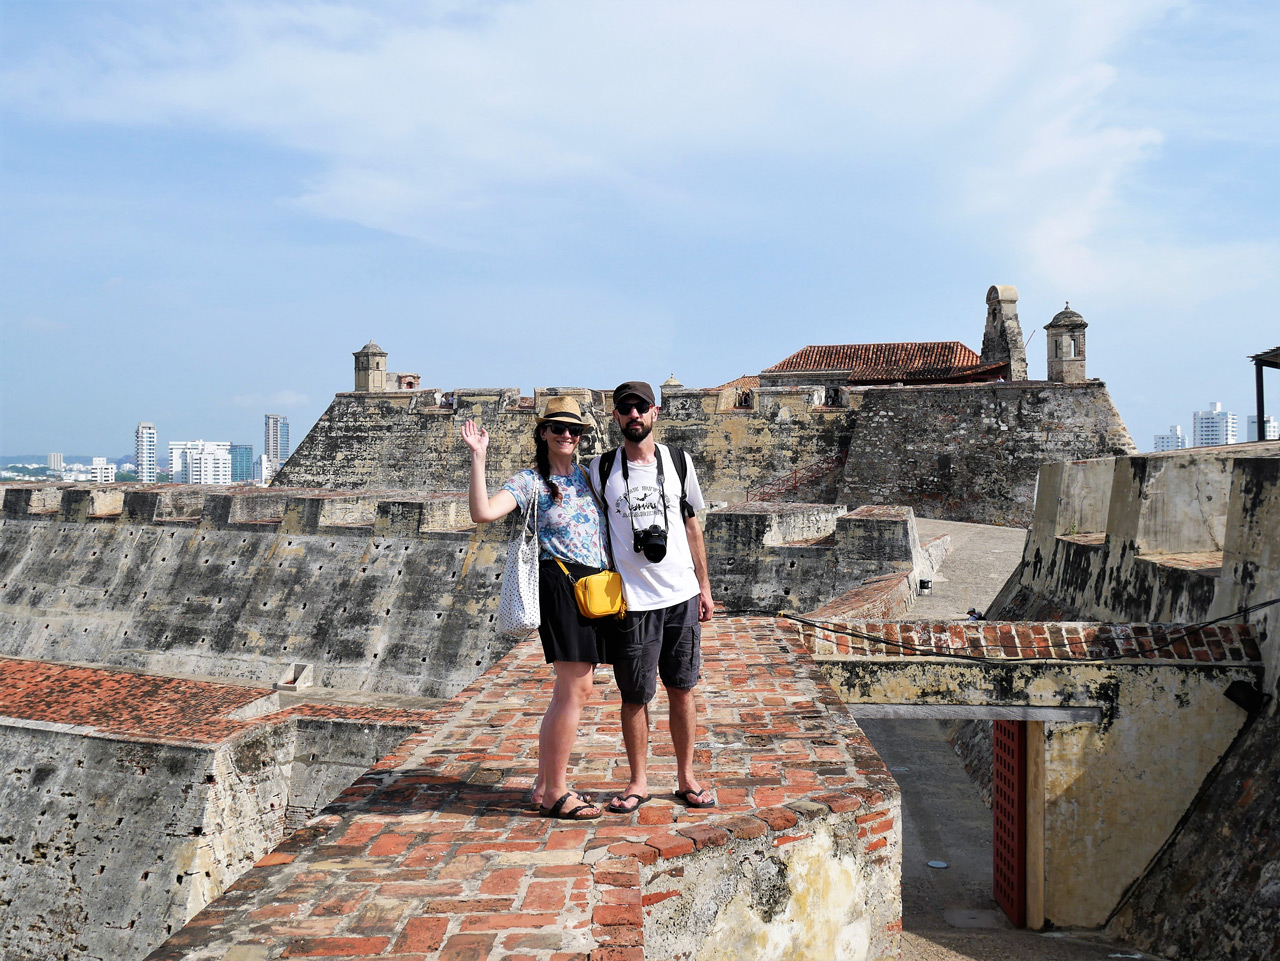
[538,558,611,665]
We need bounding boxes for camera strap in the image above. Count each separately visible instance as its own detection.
[619,445,673,547]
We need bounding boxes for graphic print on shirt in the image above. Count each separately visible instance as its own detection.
[615,485,665,529]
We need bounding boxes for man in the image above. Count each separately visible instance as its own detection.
[589,380,716,814]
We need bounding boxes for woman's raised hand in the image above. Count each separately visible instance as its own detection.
[461,419,489,455]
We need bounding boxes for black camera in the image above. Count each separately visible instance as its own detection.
[633,524,668,562]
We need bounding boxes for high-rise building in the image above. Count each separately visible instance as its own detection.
[264,414,290,469]
[1248,414,1279,442]
[169,441,232,484]
[1153,426,1188,452]
[229,444,254,483]
[256,454,276,485]
[47,453,63,471]
[1192,402,1238,447]
[135,422,158,483]
[89,457,116,484]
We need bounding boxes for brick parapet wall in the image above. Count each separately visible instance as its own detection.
[797,620,1261,663]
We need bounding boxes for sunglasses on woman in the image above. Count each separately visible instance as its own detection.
[615,401,652,415]
[546,423,584,437]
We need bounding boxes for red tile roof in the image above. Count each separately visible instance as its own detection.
[762,341,997,384]
[712,374,761,391]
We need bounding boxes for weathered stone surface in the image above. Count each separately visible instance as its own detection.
[944,718,993,809]
[272,380,1134,527]
[705,503,936,614]
[0,707,419,961]
[989,444,1280,693]
[980,444,1280,949]
[819,626,1260,929]
[1108,706,1280,961]
[0,501,518,697]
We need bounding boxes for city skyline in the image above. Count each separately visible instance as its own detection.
[3,2,1279,456]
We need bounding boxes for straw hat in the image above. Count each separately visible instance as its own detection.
[535,396,590,428]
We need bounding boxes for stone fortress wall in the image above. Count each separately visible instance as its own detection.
[988,442,1280,959]
[274,380,1134,528]
[0,485,514,697]
[12,283,1239,961]
[274,284,1135,528]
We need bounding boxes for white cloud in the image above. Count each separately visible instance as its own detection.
[3,0,1275,305]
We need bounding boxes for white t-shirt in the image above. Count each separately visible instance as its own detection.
[589,444,706,612]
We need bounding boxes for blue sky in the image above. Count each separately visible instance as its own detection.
[2,0,1278,460]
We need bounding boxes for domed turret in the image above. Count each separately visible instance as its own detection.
[353,340,388,392]
[1045,303,1087,383]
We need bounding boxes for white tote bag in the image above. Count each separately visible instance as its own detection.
[496,492,540,636]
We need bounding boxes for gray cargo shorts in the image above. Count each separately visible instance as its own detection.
[610,596,701,705]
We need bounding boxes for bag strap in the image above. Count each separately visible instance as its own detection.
[516,470,540,540]
[554,557,576,583]
[586,459,618,570]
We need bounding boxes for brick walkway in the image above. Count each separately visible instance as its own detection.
[146,616,900,960]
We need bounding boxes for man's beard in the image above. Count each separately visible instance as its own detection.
[621,420,652,442]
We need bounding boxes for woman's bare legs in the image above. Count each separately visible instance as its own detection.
[533,660,598,813]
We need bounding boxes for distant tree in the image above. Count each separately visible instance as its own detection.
[115,471,138,482]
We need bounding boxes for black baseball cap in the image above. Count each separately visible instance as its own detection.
[612,381,657,406]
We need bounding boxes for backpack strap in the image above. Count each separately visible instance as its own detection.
[595,445,695,522]
[666,446,696,520]
[597,448,618,492]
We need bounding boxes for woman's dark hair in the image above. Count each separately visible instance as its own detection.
[533,425,563,502]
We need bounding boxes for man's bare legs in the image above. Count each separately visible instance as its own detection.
[618,700,651,802]
[667,686,708,800]
[615,687,708,807]
[532,660,599,814]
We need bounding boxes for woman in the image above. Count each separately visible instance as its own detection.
[462,396,607,820]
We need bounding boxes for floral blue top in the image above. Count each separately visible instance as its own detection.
[502,466,606,568]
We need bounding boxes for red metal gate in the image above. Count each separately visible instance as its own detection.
[992,719,1026,927]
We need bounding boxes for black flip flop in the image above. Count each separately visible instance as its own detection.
[541,791,602,820]
[528,789,592,812]
[673,788,716,809]
[606,793,652,815]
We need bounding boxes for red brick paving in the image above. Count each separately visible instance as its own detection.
[0,656,436,745]
[143,616,898,960]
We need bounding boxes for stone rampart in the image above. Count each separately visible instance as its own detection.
[141,617,903,961]
[0,658,429,961]
[705,503,935,613]
[988,443,1280,694]
[978,444,1280,953]
[1107,699,1280,960]
[0,486,513,697]
[273,380,1134,526]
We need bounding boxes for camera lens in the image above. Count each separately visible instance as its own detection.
[642,526,667,562]
[633,524,668,563]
